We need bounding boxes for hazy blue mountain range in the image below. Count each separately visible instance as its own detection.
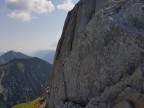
[32,50,55,64]
[0,51,31,65]
[0,57,52,108]
[0,52,4,56]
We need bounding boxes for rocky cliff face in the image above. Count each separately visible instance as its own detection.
[48,0,144,108]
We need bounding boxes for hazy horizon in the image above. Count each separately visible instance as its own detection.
[0,49,55,55]
[0,0,79,53]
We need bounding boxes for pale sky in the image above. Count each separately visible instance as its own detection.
[0,0,79,53]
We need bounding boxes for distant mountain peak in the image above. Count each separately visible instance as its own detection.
[0,50,31,65]
[8,50,15,53]
[32,50,55,64]
[6,50,23,55]
[5,50,18,56]
[0,57,52,107]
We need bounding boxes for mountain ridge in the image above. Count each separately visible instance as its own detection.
[0,57,52,108]
[0,51,31,65]
[32,50,55,64]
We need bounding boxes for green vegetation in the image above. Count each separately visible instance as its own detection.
[0,57,52,107]
[17,62,24,71]
[12,98,41,108]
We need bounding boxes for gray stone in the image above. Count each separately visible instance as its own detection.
[112,101,133,108]
[48,0,144,108]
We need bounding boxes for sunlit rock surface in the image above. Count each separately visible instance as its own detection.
[48,0,144,108]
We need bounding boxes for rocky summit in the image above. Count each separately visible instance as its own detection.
[48,0,144,108]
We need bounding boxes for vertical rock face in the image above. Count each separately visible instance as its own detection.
[48,0,144,108]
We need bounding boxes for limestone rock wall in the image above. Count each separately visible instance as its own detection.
[48,0,144,108]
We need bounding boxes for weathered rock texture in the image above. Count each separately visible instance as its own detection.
[48,0,144,108]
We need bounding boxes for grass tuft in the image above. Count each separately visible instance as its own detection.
[12,98,41,108]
